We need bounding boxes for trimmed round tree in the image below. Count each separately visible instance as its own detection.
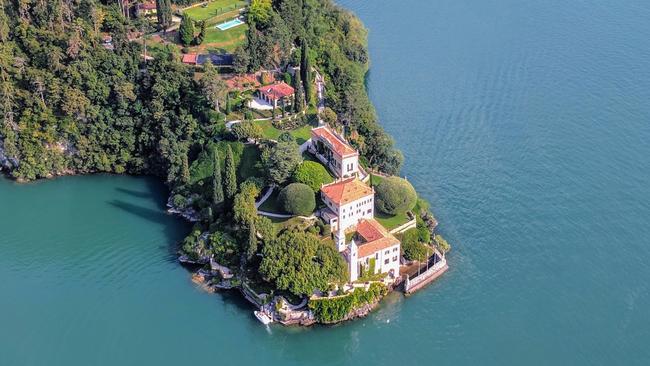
[279,183,316,216]
[292,161,333,192]
[375,176,417,215]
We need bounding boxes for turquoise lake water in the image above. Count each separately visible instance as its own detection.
[2,0,650,364]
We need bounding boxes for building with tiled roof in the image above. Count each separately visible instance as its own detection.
[181,53,198,65]
[136,2,157,17]
[315,132,401,283]
[350,219,401,279]
[320,178,374,241]
[309,126,359,178]
[257,82,295,108]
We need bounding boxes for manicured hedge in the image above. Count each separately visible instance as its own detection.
[292,161,333,192]
[279,183,316,216]
[375,176,417,215]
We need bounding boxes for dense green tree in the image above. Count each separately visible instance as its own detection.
[193,20,206,45]
[279,183,315,216]
[321,107,337,127]
[246,220,258,260]
[375,176,417,215]
[156,0,173,30]
[261,140,301,185]
[212,148,224,207]
[293,69,304,113]
[231,122,263,141]
[179,15,195,46]
[260,231,347,296]
[224,145,237,201]
[201,61,228,112]
[277,132,294,144]
[401,228,429,261]
[300,42,313,104]
[248,0,273,27]
[233,181,260,225]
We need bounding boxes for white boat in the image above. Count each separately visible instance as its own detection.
[254,309,273,325]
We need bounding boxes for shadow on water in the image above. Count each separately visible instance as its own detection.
[108,198,191,262]
[115,187,153,199]
[108,199,171,226]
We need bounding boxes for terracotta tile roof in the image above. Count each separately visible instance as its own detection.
[182,53,198,65]
[356,219,400,258]
[258,82,294,101]
[225,73,260,90]
[138,2,157,10]
[321,178,373,205]
[311,126,357,158]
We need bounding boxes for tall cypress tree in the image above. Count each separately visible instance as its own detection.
[179,15,195,46]
[224,145,237,201]
[246,221,257,260]
[301,42,313,105]
[212,148,224,207]
[156,0,172,30]
[293,69,304,113]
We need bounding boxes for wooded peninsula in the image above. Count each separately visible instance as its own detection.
[0,0,450,325]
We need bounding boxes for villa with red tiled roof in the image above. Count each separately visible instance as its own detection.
[309,125,359,179]
[320,178,374,241]
[257,82,295,108]
[136,1,157,17]
[347,219,401,280]
[319,176,401,282]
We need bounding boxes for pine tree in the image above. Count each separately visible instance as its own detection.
[224,145,237,202]
[246,221,258,260]
[212,148,224,207]
[179,15,195,46]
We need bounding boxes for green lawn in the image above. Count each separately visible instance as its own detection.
[237,143,263,182]
[370,173,414,230]
[252,120,314,145]
[183,0,247,21]
[202,24,248,52]
[258,188,285,214]
[189,141,263,188]
[374,209,411,231]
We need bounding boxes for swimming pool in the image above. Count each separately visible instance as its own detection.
[216,18,244,31]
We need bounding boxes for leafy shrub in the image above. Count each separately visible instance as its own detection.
[322,224,331,236]
[401,228,429,261]
[172,194,187,208]
[416,216,431,243]
[292,161,333,192]
[279,183,316,216]
[308,283,387,323]
[231,122,263,141]
[375,176,417,215]
[434,234,451,254]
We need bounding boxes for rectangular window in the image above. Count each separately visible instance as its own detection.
[375,253,379,260]
[393,256,398,262]
[393,247,398,252]
[384,259,389,265]
[385,250,390,255]
[367,209,372,214]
